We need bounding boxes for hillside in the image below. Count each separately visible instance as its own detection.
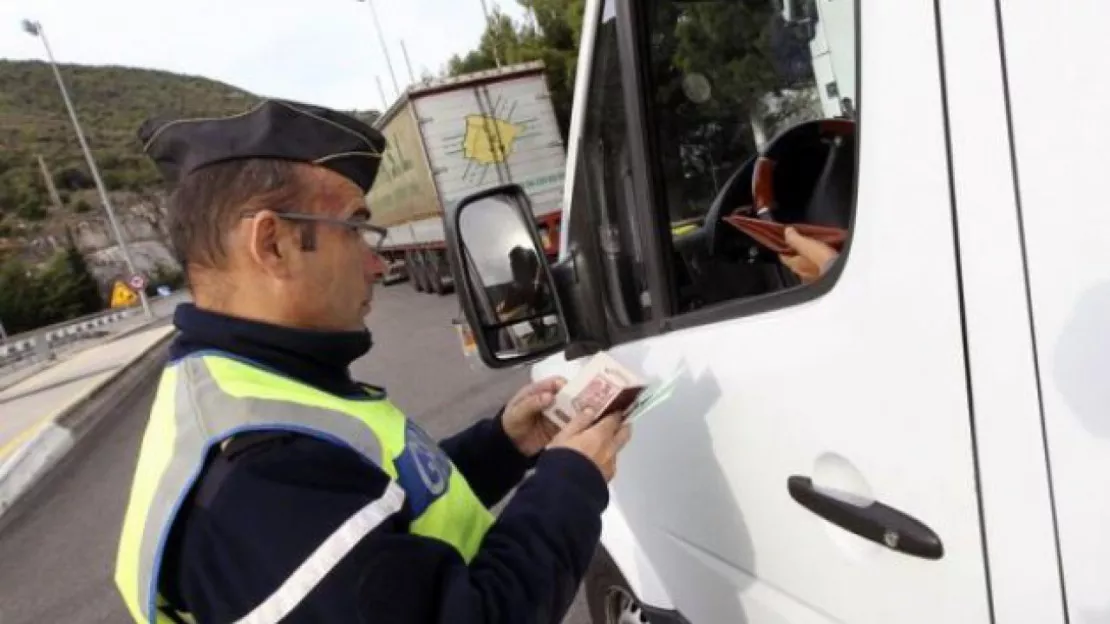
[0,60,261,226]
[0,60,380,240]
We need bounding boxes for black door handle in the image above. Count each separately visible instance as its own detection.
[787,476,944,560]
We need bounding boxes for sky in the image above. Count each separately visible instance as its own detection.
[0,0,529,111]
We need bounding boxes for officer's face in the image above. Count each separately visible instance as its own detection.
[285,168,386,331]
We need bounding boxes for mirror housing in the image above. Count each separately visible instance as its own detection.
[445,184,569,369]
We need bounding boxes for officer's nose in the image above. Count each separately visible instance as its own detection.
[365,249,387,283]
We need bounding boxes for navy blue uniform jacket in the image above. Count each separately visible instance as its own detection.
[157,305,608,623]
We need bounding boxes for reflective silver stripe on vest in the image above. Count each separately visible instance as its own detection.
[136,356,385,621]
[235,482,406,624]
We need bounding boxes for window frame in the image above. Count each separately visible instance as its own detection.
[608,0,866,339]
[573,0,677,347]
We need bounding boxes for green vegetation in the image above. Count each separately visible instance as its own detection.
[0,59,380,335]
[447,0,585,138]
[0,231,103,335]
[144,263,187,297]
[445,1,811,142]
[0,60,380,226]
[0,60,261,221]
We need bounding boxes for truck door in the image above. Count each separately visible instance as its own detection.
[537,0,993,621]
[996,2,1110,620]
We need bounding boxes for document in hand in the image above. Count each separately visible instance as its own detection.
[624,363,686,424]
[544,352,646,429]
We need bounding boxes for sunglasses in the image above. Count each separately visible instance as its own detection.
[241,210,389,251]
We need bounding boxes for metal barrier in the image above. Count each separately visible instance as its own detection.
[0,306,141,370]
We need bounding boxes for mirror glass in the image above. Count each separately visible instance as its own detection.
[458,194,565,360]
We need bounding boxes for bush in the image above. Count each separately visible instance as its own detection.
[74,199,93,213]
[0,238,103,335]
[17,202,47,220]
[145,263,186,295]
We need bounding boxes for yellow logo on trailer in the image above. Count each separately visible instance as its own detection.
[463,115,522,165]
[110,281,139,308]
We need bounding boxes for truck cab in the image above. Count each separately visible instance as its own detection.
[444,0,1109,622]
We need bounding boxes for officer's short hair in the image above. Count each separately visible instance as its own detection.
[166,159,307,272]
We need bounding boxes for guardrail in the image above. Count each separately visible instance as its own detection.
[0,306,142,370]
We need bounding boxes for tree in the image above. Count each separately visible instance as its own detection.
[0,258,42,335]
[62,228,103,314]
[144,264,186,296]
[0,232,103,335]
[445,1,586,140]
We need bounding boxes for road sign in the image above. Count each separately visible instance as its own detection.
[128,274,147,291]
[110,281,139,308]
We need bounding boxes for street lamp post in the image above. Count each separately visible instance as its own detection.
[356,0,400,99]
[399,39,416,85]
[21,19,152,319]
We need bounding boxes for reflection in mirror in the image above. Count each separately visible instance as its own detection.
[457,195,565,361]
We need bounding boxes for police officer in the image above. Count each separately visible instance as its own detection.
[114,99,632,623]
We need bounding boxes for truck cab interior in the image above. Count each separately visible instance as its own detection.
[668,116,856,313]
[586,0,862,320]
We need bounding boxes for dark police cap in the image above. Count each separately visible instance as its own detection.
[137,99,386,192]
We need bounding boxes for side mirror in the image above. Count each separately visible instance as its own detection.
[445,184,568,369]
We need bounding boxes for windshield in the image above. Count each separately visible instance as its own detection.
[643,0,857,222]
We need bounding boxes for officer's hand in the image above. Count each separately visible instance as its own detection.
[502,376,567,457]
[779,227,839,284]
[548,409,632,482]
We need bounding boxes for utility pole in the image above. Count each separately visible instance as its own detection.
[36,155,64,212]
[375,76,389,111]
[399,40,416,85]
[22,19,152,318]
[357,0,400,99]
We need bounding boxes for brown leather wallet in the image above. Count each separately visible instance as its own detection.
[722,215,848,255]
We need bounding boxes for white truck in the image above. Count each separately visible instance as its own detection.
[366,61,567,295]
[444,0,1110,623]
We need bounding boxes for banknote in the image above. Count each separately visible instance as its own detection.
[544,352,645,429]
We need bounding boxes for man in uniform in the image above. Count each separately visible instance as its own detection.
[114,99,632,623]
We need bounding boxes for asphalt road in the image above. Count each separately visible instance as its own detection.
[0,284,592,623]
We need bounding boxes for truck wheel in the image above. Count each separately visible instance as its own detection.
[417,249,432,290]
[406,252,426,293]
[585,549,650,624]
[585,548,686,624]
[430,251,449,295]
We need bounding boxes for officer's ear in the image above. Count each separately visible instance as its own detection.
[244,210,295,278]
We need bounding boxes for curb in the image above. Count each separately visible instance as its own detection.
[0,327,177,521]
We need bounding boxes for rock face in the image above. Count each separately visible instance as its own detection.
[16,190,181,289]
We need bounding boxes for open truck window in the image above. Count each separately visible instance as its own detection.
[640,0,858,315]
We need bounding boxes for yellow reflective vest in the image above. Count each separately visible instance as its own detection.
[114,353,495,623]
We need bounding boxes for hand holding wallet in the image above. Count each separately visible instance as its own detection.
[722,214,847,256]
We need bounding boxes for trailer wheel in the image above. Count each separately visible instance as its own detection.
[416,251,435,293]
[406,251,426,293]
[430,251,450,295]
[418,251,437,293]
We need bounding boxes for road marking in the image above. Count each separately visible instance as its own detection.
[0,416,53,462]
